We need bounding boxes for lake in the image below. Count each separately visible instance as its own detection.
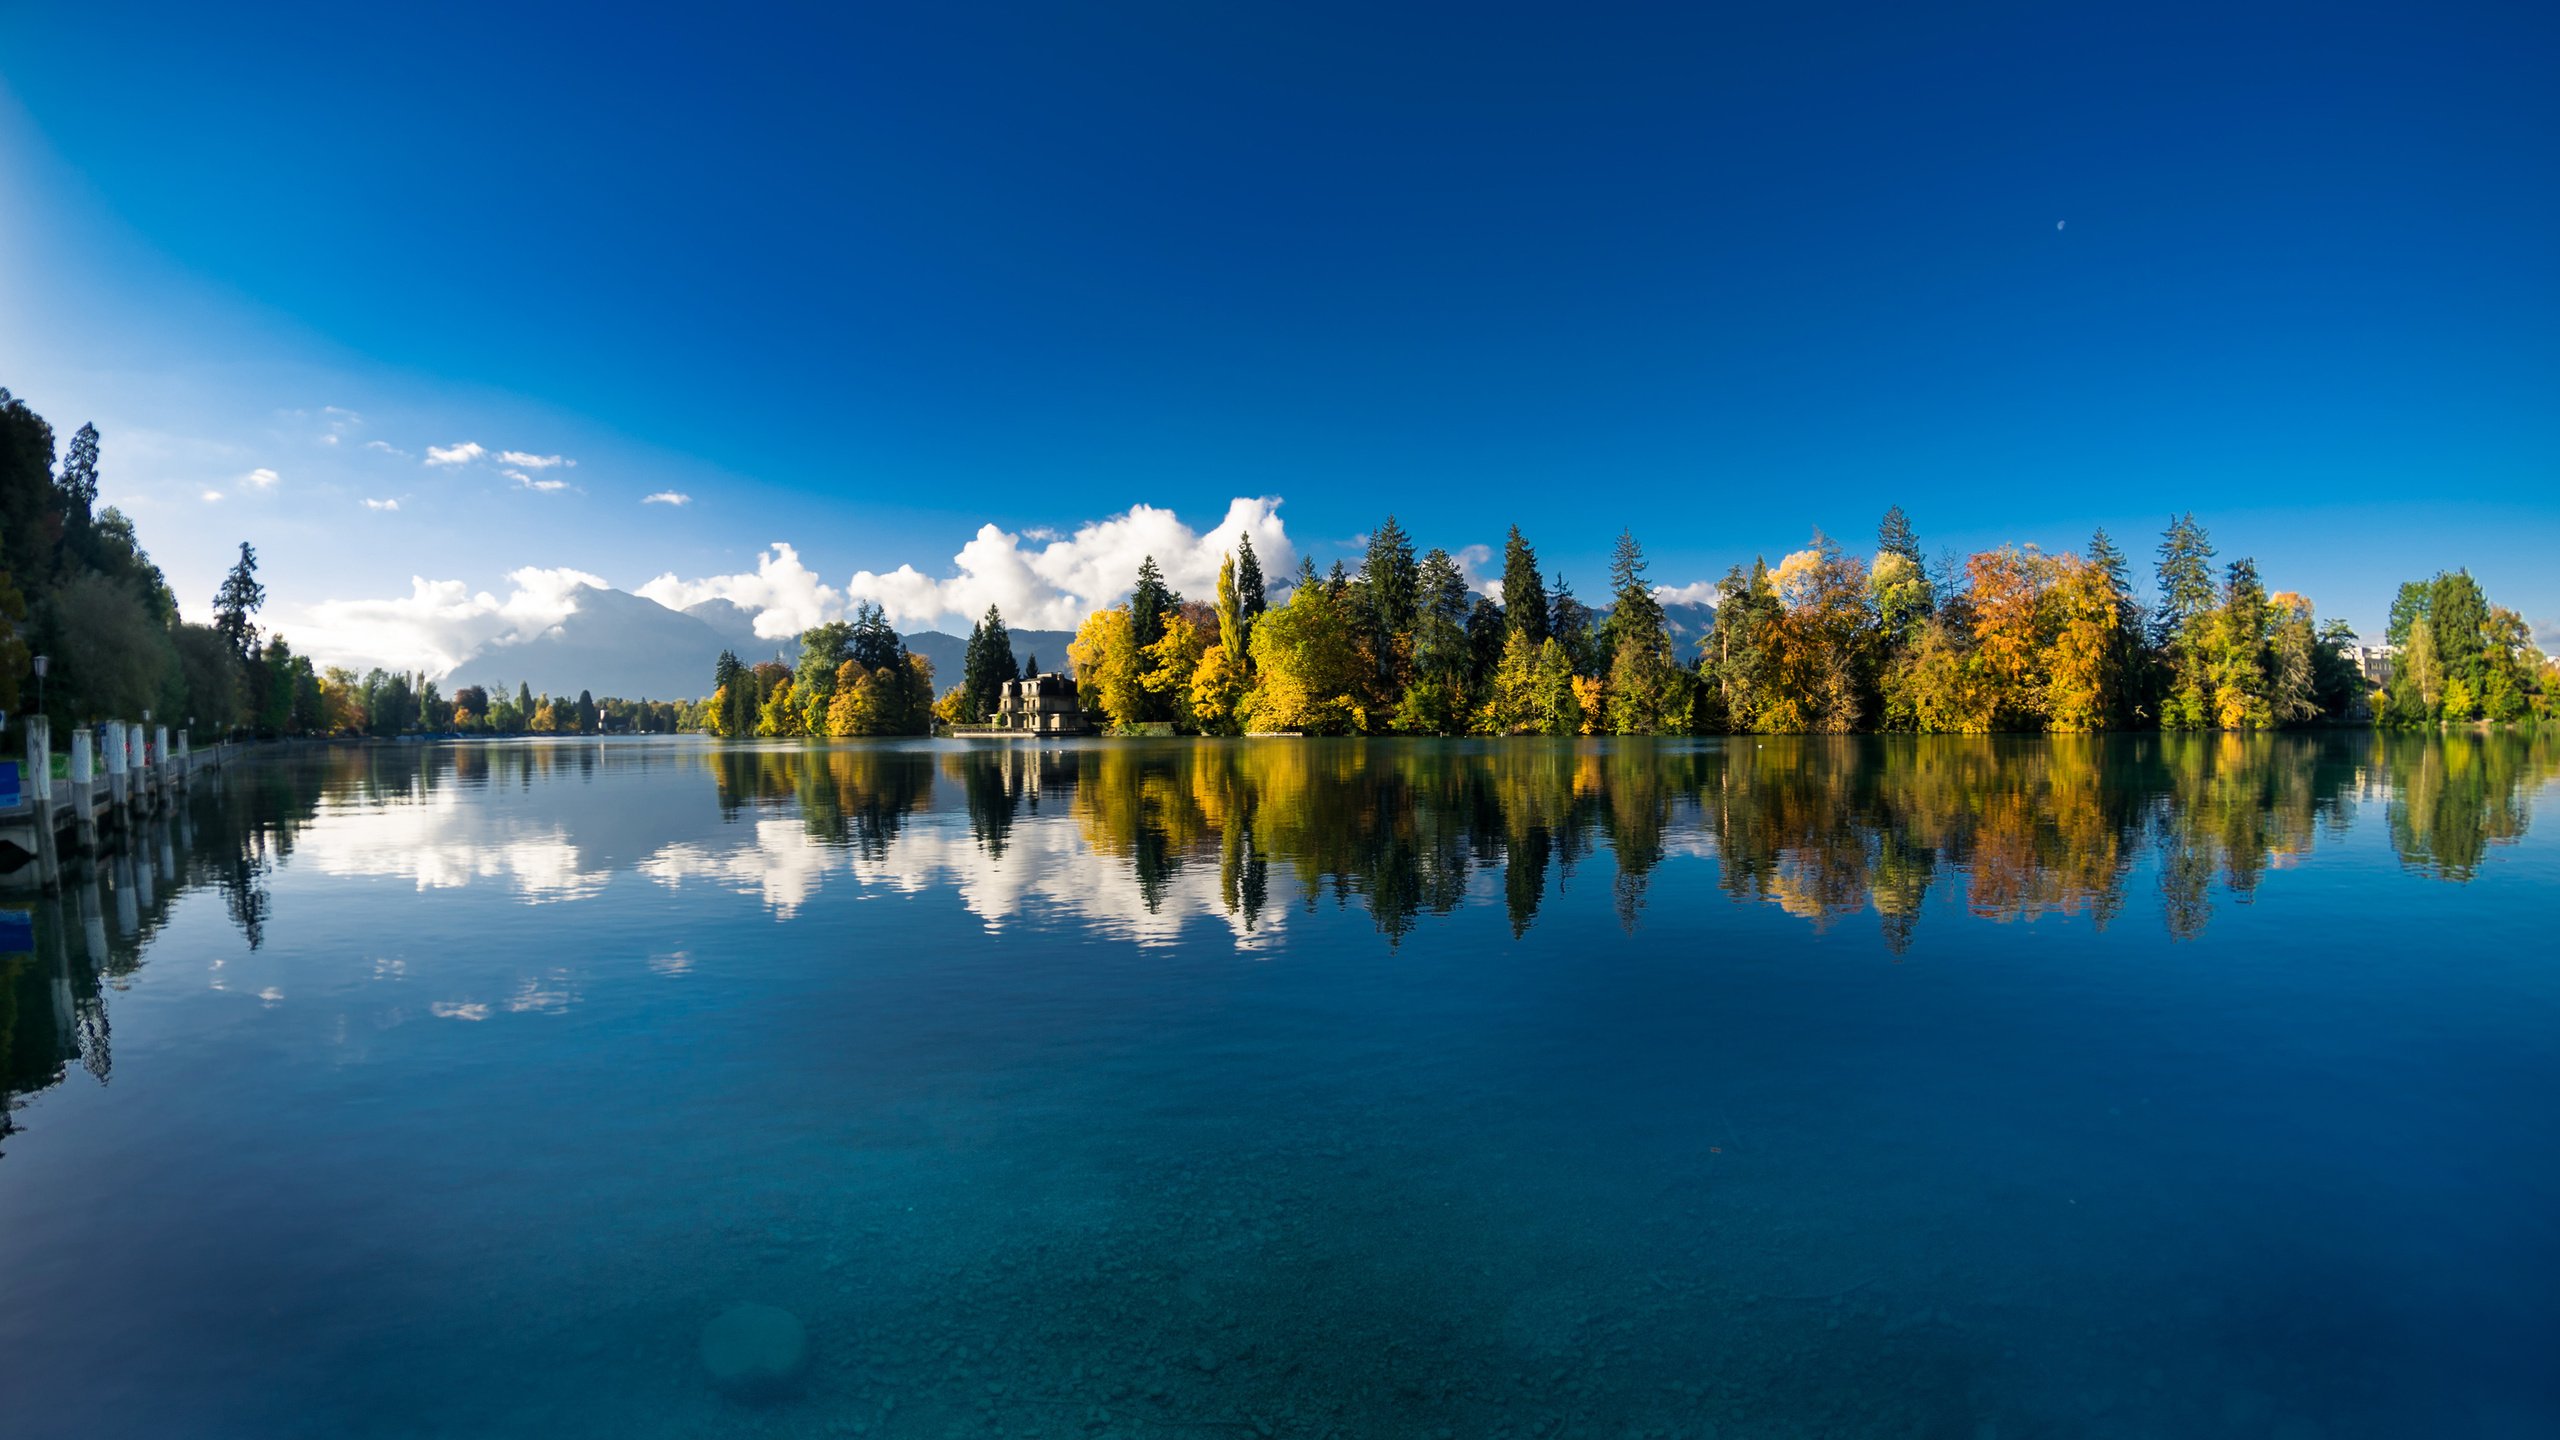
[3,734,2555,1439]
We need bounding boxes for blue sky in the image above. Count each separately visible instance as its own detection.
[2,1,2554,669]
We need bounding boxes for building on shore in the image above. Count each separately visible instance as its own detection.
[982,673,1093,736]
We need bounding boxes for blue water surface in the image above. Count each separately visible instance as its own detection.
[2,734,2554,1439]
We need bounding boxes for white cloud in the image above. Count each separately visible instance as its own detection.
[244,466,279,489]
[425,441,485,466]
[642,491,691,506]
[504,469,567,492]
[835,497,1296,632]
[201,489,224,502]
[498,450,574,470]
[294,565,609,675]
[1452,543,1498,599]
[365,440,409,457]
[637,542,842,639]
[364,498,400,512]
[1652,581,1720,607]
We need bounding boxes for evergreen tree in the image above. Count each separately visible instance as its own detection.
[58,422,100,527]
[1360,514,1419,657]
[1872,506,1934,646]
[2153,514,2218,728]
[1548,574,1598,676]
[1878,504,1922,567]
[1234,533,1267,628]
[1130,556,1174,651]
[2086,527,2142,720]
[1500,525,1549,646]
[1602,531,1681,733]
[1465,596,1507,693]
[961,603,1019,718]
[213,541,264,661]
[2207,557,2273,728]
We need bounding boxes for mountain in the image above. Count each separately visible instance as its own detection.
[445,586,747,700]
[1588,598,1717,662]
[443,585,1076,700]
[1661,600,1716,659]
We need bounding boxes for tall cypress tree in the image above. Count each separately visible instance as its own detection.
[1500,525,1549,646]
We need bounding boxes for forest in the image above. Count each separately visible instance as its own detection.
[954,512,2553,737]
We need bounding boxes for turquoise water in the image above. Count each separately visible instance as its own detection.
[3,734,2556,1439]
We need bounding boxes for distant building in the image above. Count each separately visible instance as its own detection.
[2342,643,2395,687]
[987,673,1093,735]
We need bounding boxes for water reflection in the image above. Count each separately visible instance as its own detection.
[4,733,2557,1440]
[6,731,2554,1148]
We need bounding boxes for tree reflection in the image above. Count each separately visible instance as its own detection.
[1003,731,2557,949]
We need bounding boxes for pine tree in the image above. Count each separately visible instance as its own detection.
[1500,525,1548,646]
[1878,505,1921,566]
[214,541,264,661]
[1873,506,1933,647]
[1131,555,1174,651]
[1548,574,1598,676]
[1235,533,1267,625]
[1601,531,1680,733]
[1360,514,1419,653]
[58,422,100,525]
[2153,514,2218,728]
[962,604,1018,718]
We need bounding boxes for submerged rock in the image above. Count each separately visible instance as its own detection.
[700,1302,810,1400]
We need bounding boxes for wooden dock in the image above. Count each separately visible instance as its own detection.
[0,720,238,891]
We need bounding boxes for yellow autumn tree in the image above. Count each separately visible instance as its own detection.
[1068,607,1146,731]
[2043,553,2120,732]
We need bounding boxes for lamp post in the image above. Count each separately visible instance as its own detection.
[32,654,46,715]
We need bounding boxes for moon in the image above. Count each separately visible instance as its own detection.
[2057,220,2066,231]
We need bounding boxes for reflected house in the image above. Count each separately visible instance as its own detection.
[988,673,1093,736]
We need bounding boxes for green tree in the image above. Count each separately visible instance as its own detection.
[1873,505,1933,647]
[2207,557,2273,729]
[2153,514,2217,729]
[214,541,264,662]
[1130,556,1174,652]
[1360,514,1418,660]
[1499,525,1548,646]
[961,603,1019,720]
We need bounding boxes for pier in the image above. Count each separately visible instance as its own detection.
[0,719,237,891]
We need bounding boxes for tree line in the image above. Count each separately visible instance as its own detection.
[704,601,936,738]
[1032,511,2553,736]
[1,387,303,739]
[3,387,700,741]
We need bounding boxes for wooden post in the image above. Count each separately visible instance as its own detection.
[69,729,96,851]
[104,722,128,816]
[26,718,58,891]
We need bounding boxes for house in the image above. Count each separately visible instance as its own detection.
[986,673,1093,736]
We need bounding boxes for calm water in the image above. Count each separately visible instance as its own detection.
[3,734,2556,1439]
